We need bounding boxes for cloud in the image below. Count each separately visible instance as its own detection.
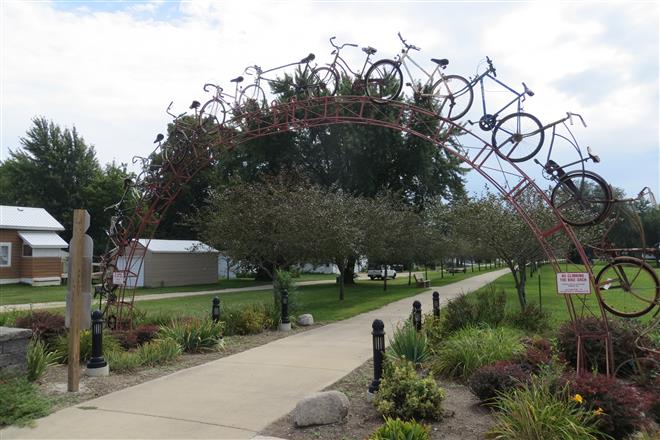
[1,0,657,197]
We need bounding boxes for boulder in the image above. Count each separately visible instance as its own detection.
[297,314,314,326]
[293,391,349,427]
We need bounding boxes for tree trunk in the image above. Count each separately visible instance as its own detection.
[338,267,345,301]
[343,256,357,284]
[408,269,412,286]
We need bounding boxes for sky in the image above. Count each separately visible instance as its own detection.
[1,0,658,199]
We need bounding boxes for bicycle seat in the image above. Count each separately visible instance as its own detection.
[431,58,449,67]
[362,46,377,55]
[231,76,244,83]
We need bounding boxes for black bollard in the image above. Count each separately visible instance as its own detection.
[87,310,107,370]
[368,319,385,394]
[212,296,220,323]
[280,288,290,330]
[412,300,422,331]
[432,291,440,318]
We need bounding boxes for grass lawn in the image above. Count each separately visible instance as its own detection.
[0,273,341,307]
[480,263,660,328]
[1,267,502,323]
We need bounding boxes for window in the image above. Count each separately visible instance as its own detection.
[23,244,33,257]
[0,242,11,267]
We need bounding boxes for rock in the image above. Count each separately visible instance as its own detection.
[297,314,314,326]
[293,391,349,427]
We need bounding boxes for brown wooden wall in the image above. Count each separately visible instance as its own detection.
[20,257,63,278]
[0,230,22,279]
[0,229,63,281]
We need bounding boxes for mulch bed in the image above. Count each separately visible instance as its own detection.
[262,359,494,440]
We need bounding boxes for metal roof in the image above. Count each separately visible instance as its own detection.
[18,231,68,249]
[0,206,65,231]
[137,239,218,254]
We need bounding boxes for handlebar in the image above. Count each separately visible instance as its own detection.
[485,56,496,77]
[330,36,358,50]
[566,112,587,128]
[203,83,223,95]
[166,101,186,119]
[398,32,420,51]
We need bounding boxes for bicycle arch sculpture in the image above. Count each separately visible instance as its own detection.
[98,53,658,376]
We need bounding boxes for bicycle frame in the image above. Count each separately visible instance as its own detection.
[396,50,446,96]
[324,39,372,79]
[533,112,590,175]
[470,69,528,120]
[245,54,316,93]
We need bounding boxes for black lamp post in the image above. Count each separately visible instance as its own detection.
[432,291,440,318]
[368,319,385,394]
[212,296,220,323]
[87,310,107,370]
[412,300,422,331]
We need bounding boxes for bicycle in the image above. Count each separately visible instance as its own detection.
[527,112,612,226]
[197,76,245,127]
[363,32,472,113]
[239,53,317,108]
[311,36,379,96]
[589,187,659,318]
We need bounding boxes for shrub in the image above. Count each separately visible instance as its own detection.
[517,337,556,372]
[506,303,550,333]
[387,323,430,365]
[563,372,647,439]
[473,286,506,327]
[370,417,430,440]
[113,330,139,350]
[438,286,506,337]
[433,326,524,381]
[0,374,51,427]
[106,350,142,373]
[134,324,160,345]
[0,310,29,327]
[223,302,275,335]
[556,317,655,377]
[15,311,65,348]
[438,294,475,336]
[138,338,182,366]
[487,376,606,440]
[53,330,122,363]
[26,338,58,382]
[158,319,223,353]
[273,270,300,315]
[468,360,529,403]
[374,359,445,421]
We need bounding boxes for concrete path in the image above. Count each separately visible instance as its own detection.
[2,269,507,440]
[0,280,337,313]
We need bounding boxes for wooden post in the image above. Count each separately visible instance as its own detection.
[67,210,86,392]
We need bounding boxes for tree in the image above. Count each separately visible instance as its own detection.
[449,192,553,309]
[0,117,125,250]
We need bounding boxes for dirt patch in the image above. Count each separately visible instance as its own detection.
[36,326,319,413]
[262,359,494,440]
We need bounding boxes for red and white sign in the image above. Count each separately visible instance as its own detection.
[112,271,126,286]
[556,272,591,295]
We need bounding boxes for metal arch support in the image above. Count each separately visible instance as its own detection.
[102,94,613,375]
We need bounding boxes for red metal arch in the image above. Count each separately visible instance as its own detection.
[103,95,613,373]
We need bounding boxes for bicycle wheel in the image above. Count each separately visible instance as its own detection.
[551,170,612,226]
[432,75,473,121]
[310,67,339,97]
[491,112,544,162]
[595,256,659,318]
[238,85,267,109]
[199,98,226,128]
[365,59,403,103]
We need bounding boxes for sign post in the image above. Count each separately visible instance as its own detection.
[67,210,93,392]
